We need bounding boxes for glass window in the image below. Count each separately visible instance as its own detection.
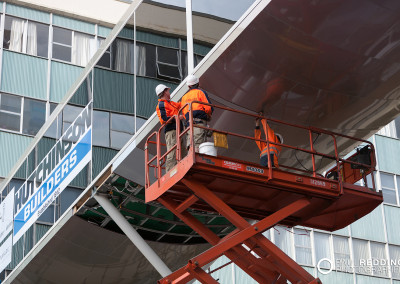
[397,175,400,200]
[53,27,72,62]
[381,172,395,188]
[63,105,83,124]
[96,38,111,68]
[1,93,20,112]
[62,105,84,142]
[0,94,21,132]
[111,131,131,149]
[136,117,147,130]
[33,21,49,57]
[3,16,24,52]
[112,38,134,73]
[294,228,312,265]
[111,113,135,134]
[110,113,135,150]
[194,54,204,65]
[53,26,71,45]
[45,103,62,139]
[381,173,397,205]
[72,32,96,66]
[370,242,388,277]
[156,46,181,80]
[314,232,331,269]
[395,116,400,139]
[3,16,49,57]
[352,239,371,275]
[93,111,109,147]
[274,226,293,257]
[389,245,400,279]
[181,51,205,78]
[333,236,351,272]
[22,98,46,135]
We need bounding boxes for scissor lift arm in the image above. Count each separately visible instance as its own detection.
[158,178,320,284]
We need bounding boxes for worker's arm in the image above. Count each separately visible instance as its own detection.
[255,117,266,151]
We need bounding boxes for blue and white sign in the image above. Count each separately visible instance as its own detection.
[13,103,92,244]
[0,236,12,272]
[0,188,14,244]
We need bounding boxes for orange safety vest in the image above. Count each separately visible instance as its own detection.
[181,88,213,122]
[255,119,281,167]
[156,99,181,132]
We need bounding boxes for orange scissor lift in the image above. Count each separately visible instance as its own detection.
[144,102,383,284]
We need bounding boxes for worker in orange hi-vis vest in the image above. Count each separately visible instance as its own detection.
[181,74,213,152]
[255,113,283,168]
[155,84,187,172]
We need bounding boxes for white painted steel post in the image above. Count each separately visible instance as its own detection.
[93,194,172,277]
[186,0,194,74]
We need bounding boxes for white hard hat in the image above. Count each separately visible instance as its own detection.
[186,74,199,86]
[155,84,170,96]
[275,133,283,144]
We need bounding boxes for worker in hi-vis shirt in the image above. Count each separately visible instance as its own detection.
[255,113,283,168]
[181,75,213,152]
[155,84,187,172]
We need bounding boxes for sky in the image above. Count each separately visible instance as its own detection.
[150,0,257,21]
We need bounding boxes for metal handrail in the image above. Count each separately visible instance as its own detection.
[145,101,376,192]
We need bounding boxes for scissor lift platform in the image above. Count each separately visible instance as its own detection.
[145,104,383,283]
[146,152,382,233]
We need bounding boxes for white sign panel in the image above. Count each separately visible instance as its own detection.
[0,236,12,272]
[0,188,14,244]
[13,103,92,244]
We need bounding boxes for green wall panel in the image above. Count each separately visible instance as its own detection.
[36,137,56,165]
[1,51,47,99]
[333,227,350,236]
[0,2,3,13]
[375,135,400,174]
[356,274,390,284]
[6,3,49,24]
[384,205,400,245]
[0,132,32,178]
[92,147,118,178]
[118,27,134,40]
[350,205,385,242]
[53,14,94,34]
[98,26,112,38]
[136,77,178,118]
[137,30,179,48]
[317,271,353,283]
[50,61,83,103]
[93,68,134,113]
[181,40,212,55]
[69,76,90,106]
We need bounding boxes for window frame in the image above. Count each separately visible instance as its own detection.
[3,15,50,59]
[0,93,23,133]
[293,228,313,266]
[379,172,399,205]
[156,45,182,80]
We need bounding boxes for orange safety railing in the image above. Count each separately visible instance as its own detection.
[145,102,377,192]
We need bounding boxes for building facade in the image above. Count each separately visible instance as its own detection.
[0,0,222,280]
[0,1,400,283]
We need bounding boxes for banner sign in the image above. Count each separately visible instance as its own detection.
[0,236,12,272]
[13,103,92,244]
[0,188,14,244]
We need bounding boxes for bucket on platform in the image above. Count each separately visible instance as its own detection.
[199,142,217,156]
